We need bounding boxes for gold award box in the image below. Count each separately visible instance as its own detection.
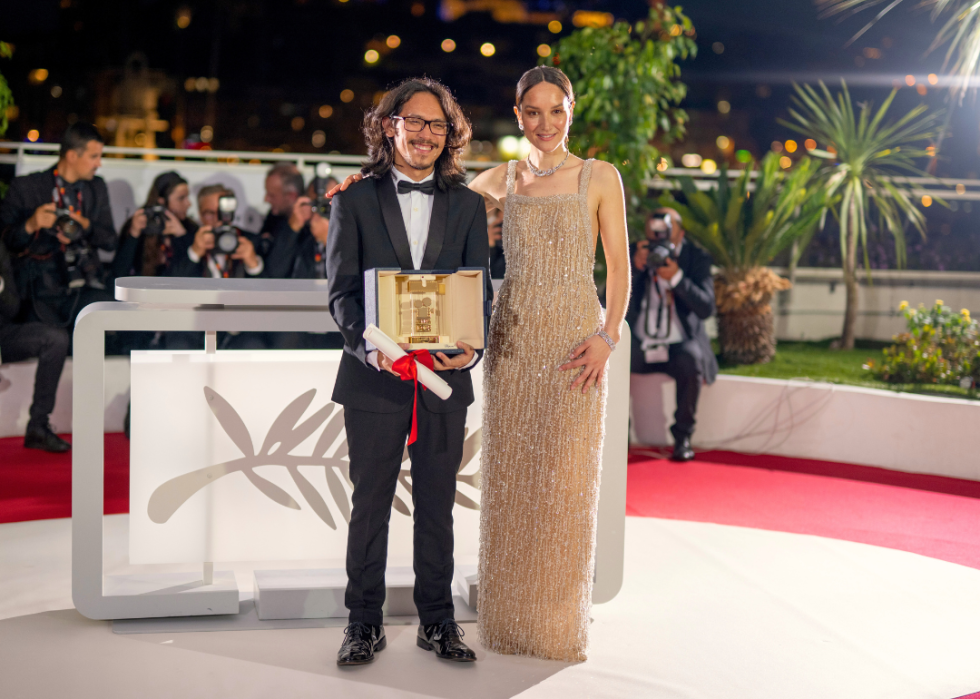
[364,268,489,355]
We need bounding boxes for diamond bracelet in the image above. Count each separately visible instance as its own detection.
[594,329,616,351]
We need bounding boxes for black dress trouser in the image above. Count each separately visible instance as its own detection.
[0,322,69,425]
[343,395,464,627]
[631,339,704,442]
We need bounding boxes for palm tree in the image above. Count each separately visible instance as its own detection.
[817,0,980,99]
[666,154,830,365]
[782,82,942,350]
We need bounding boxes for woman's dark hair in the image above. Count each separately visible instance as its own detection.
[138,171,187,277]
[361,78,472,191]
[515,66,575,108]
[144,171,188,209]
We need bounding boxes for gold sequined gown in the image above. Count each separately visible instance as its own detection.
[478,159,606,662]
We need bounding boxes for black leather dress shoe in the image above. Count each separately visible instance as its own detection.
[417,619,476,662]
[337,622,386,666]
[24,422,71,453]
[670,436,695,462]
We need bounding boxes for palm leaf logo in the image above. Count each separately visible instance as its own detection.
[148,387,481,529]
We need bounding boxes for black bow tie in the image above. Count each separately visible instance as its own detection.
[397,179,436,195]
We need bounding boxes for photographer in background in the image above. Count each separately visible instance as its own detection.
[112,171,197,279]
[0,122,116,331]
[0,240,70,452]
[626,208,718,462]
[167,184,264,349]
[260,162,310,279]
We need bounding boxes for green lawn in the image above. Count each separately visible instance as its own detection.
[717,340,980,401]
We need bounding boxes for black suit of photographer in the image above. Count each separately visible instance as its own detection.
[0,240,69,439]
[166,228,265,280]
[112,215,197,279]
[626,240,718,443]
[0,165,116,327]
[326,174,490,628]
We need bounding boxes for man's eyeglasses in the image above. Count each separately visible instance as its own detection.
[390,116,452,136]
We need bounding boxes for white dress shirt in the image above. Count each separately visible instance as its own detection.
[368,168,477,371]
[635,241,686,363]
[392,168,435,270]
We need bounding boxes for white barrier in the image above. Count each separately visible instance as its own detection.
[631,373,980,481]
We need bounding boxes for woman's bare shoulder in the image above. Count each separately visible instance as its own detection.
[470,162,509,192]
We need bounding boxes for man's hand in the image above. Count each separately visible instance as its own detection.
[657,256,680,282]
[488,210,503,249]
[378,343,411,376]
[310,212,329,244]
[232,236,259,269]
[191,226,215,258]
[162,209,187,237]
[68,209,90,232]
[130,209,147,238]
[327,173,364,198]
[432,341,475,371]
[289,196,313,232]
[25,203,57,234]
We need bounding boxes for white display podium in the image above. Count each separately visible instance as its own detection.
[71,277,629,622]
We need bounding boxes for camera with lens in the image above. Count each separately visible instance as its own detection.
[214,194,240,254]
[52,208,82,242]
[310,162,332,218]
[143,204,168,237]
[63,242,105,290]
[646,212,678,271]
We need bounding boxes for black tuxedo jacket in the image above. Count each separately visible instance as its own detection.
[326,173,491,414]
[626,240,719,384]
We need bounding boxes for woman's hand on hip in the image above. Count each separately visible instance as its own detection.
[559,335,611,393]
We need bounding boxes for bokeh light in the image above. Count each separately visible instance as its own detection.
[701,159,718,175]
[548,20,562,34]
[480,43,496,57]
[716,135,731,150]
[784,140,798,153]
[27,129,39,142]
[717,100,731,114]
[681,153,703,168]
[921,195,933,207]
[364,49,379,64]
[441,39,456,53]
[319,105,333,118]
[312,130,326,148]
[804,139,817,151]
[537,44,552,58]
[779,156,792,169]
[340,89,354,103]
[387,35,401,49]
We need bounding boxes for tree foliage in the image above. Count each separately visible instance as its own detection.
[0,41,13,140]
[664,153,830,275]
[781,81,942,349]
[546,5,696,231]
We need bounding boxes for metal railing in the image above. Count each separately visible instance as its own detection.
[4,141,978,200]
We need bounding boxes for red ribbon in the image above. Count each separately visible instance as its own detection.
[392,350,435,445]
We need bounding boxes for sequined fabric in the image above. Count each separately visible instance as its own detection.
[478,159,606,663]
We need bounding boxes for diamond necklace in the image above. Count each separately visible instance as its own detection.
[526,149,570,177]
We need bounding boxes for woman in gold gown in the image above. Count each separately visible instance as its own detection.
[469,67,630,662]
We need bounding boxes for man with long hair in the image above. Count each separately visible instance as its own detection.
[326,78,490,665]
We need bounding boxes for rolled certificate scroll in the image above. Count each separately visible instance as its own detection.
[363,324,453,400]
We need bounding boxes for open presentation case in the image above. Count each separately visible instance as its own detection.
[364,267,490,355]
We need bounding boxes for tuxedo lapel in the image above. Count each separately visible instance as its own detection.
[376,175,414,269]
[420,186,449,269]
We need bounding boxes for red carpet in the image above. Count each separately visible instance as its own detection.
[628,449,980,571]
[4,435,980,574]
[0,433,129,524]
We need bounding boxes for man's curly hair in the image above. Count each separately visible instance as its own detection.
[360,77,472,191]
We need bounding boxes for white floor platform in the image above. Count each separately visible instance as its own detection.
[2,515,980,698]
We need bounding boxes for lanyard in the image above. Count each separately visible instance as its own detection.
[53,168,82,213]
[643,271,673,340]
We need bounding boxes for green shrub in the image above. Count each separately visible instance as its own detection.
[865,301,980,386]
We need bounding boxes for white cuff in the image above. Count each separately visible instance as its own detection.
[669,268,684,288]
[187,247,202,263]
[462,353,478,369]
[367,350,380,371]
[245,256,264,276]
